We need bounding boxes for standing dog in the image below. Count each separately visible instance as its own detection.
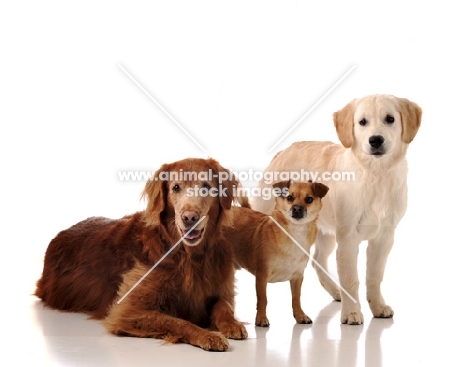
[226,180,328,327]
[251,95,422,324]
[35,158,248,351]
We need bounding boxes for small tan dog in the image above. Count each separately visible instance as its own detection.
[226,180,328,327]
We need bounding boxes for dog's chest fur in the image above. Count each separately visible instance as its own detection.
[319,161,408,240]
[267,223,312,283]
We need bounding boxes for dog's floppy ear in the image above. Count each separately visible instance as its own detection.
[208,158,239,210]
[272,180,291,195]
[398,98,422,144]
[272,180,291,190]
[333,100,355,148]
[310,182,329,198]
[141,164,168,227]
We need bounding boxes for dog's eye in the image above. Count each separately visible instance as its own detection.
[202,182,211,189]
[305,197,313,204]
[286,195,294,202]
[385,115,395,124]
[359,118,367,126]
[172,184,181,192]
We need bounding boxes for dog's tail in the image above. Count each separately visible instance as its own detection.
[234,182,251,208]
[237,194,251,208]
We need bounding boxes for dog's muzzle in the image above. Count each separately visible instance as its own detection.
[181,211,204,242]
[369,135,386,156]
[291,205,306,219]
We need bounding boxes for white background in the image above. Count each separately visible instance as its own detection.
[1,1,467,365]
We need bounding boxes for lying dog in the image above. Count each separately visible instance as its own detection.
[252,94,422,324]
[225,180,328,327]
[35,158,248,351]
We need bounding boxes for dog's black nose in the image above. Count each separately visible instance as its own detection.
[182,211,200,227]
[369,135,384,148]
[291,205,305,219]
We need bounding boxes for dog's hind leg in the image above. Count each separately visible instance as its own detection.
[312,231,341,301]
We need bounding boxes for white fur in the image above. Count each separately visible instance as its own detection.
[267,222,311,283]
[252,94,421,324]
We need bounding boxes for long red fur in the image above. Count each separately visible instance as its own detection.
[35,158,248,351]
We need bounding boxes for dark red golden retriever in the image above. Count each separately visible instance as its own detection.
[35,157,248,351]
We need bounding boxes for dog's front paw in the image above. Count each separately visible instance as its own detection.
[255,315,270,327]
[294,313,313,324]
[341,310,364,325]
[370,304,394,318]
[317,278,341,301]
[218,321,248,340]
[196,331,230,352]
[326,285,342,302]
[332,289,342,302]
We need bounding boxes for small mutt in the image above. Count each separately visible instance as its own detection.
[252,94,422,325]
[35,157,248,351]
[225,180,328,327]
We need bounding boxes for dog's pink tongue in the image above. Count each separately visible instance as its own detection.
[184,230,201,239]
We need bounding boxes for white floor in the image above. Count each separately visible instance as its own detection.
[4,232,467,367]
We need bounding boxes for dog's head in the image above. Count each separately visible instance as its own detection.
[272,180,328,224]
[142,158,239,247]
[333,95,422,167]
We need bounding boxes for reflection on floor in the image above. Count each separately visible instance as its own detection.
[5,257,466,367]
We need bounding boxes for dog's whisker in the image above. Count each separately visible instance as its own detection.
[206,218,216,227]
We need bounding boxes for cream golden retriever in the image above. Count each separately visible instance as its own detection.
[252,94,422,324]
